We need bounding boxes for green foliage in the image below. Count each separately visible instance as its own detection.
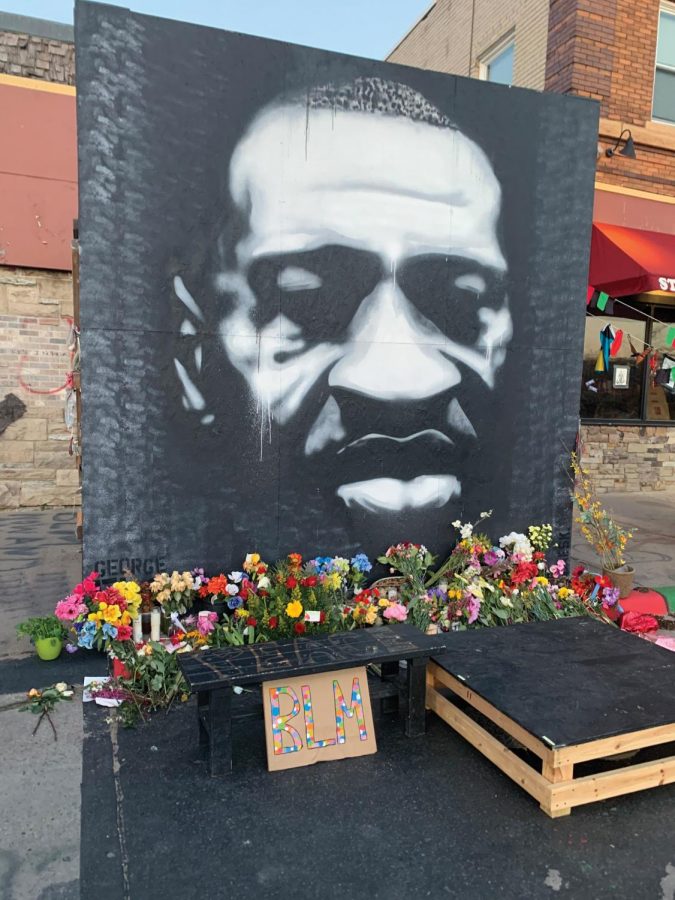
[16,616,67,642]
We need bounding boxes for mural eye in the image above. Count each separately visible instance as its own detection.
[399,257,501,345]
[277,267,322,292]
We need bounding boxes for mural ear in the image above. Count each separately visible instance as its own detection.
[172,276,215,426]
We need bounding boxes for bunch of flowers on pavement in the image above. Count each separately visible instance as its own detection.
[54,571,142,651]
[20,682,74,740]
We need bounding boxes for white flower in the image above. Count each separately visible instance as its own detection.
[452,520,461,528]
[55,682,68,693]
[228,571,243,583]
[61,690,74,698]
[537,562,545,570]
[353,587,363,596]
[460,524,474,539]
[480,510,492,519]
[225,584,239,596]
[257,576,271,590]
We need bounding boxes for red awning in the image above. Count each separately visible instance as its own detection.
[590,223,675,297]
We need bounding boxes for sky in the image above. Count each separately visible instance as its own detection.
[1,0,433,59]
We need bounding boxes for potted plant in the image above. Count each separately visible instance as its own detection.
[571,453,635,598]
[16,616,68,660]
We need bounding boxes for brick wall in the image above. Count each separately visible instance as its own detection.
[580,424,675,492]
[0,28,74,84]
[546,0,675,198]
[0,20,78,510]
[388,0,550,91]
[0,268,79,509]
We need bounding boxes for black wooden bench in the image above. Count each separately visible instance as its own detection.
[178,623,445,776]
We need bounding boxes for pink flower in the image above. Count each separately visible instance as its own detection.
[383,603,408,622]
[197,611,218,635]
[55,595,87,621]
[549,559,566,578]
[465,596,481,625]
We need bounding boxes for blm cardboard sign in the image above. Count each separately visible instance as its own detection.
[263,667,377,771]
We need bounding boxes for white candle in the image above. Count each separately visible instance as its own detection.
[150,608,161,641]
[132,617,143,643]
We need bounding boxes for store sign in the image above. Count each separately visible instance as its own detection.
[658,277,675,292]
[263,666,377,771]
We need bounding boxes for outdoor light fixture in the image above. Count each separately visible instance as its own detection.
[605,129,636,159]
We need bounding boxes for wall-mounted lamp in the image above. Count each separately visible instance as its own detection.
[605,129,636,159]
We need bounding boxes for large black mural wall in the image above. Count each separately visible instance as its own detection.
[76,2,599,577]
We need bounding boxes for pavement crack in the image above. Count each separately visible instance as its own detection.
[110,718,132,900]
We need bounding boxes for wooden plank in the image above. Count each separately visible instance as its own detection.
[553,723,675,766]
[549,754,675,811]
[542,760,573,783]
[428,662,551,763]
[426,685,551,806]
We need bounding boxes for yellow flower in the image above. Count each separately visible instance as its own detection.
[365,607,378,625]
[286,600,303,618]
[536,577,549,586]
[235,607,248,618]
[378,598,390,608]
[325,572,341,590]
[558,587,572,599]
[28,688,41,699]
[102,603,122,624]
[112,581,141,602]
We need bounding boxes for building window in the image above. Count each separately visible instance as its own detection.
[654,5,675,124]
[581,304,675,424]
[479,37,515,86]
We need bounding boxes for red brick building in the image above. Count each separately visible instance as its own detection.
[0,13,79,509]
[390,0,675,492]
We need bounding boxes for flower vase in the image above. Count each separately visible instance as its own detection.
[35,637,62,661]
[603,565,635,599]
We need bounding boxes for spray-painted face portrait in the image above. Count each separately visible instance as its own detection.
[174,78,512,520]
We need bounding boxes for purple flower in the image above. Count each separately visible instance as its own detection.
[227,596,242,610]
[602,586,621,607]
[466,596,481,624]
[483,550,502,567]
[65,643,78,654]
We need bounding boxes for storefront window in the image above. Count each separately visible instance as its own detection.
[580,315,647,420]
[581,304,675,424]
[649,308,675,422]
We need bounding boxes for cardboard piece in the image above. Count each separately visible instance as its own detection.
[263,666,377,771]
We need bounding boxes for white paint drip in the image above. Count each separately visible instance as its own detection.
[661,863,675,900]
[544,869,563,892]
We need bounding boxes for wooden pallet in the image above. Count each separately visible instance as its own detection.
[427,660,675,817]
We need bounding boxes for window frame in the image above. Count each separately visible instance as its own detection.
[653,2,675,126]
[478,32,515,86]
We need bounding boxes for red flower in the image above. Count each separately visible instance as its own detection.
[269,616,278,629]
[170,632,183,646]
[510,562,539,585]
[198,584,211,598]
[572,565,585,578]
[116,624,132,642]
[294,621,306,635]
[288,553,303,570]
[257,564,267,575]
[286,576,298,589]
[247,617,257,627]
[301,576,318,588]
[594,575,612,589]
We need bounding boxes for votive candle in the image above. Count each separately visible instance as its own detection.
[132,617,143,643]
[150,608,161,641]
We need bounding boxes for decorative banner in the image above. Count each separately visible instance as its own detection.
[610,328,623,357]
[667,326,675,348]
[263,666,377,771]
[596,291,609,312]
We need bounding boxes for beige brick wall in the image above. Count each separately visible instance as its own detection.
[0,29,74,84]
[388,0,550,91]
[0,268,80,508]
[580,424,675,493]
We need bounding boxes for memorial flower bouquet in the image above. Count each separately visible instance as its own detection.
[54,573,141,651]
[150,570,197,615]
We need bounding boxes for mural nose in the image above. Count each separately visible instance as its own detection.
[328,277,461,400]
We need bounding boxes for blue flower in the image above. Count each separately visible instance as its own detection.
[102,623,118,639]
[350,553,372,573]
[78,631,95,649]
[227,596,242,610]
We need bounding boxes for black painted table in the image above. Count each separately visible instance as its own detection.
[179,624,445,776]
[428,616,675,816]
